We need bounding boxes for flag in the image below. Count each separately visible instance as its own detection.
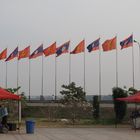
[0,48,7,60]
[102,37,116,51]
[56,41,70,57]
[43,42,56,57]
[29,44,43,59]
[70,40,85,54]
[18,46,30,60]
[5,47,18,61]
[120,35,133,49]
[87,38,100,52]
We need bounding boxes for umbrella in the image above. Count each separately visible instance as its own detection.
[0,87,21,132]
[116,92,140,102]
[0,88,21,100]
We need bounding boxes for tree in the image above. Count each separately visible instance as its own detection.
[128,87,138,95]
[92,95,100,119]
[112,87,128,123]
[5,87,27,119]
[6,86,21,94]
[60,82,87,124]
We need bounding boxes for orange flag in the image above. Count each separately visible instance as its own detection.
[18,46,30,60]
[102,37,117,51]
[43,42,56,57]
[71,40,85,54]
[0,48,7,60]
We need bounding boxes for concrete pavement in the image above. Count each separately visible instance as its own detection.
[0,127,140,140]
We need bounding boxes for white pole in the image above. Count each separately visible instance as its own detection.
[116,36,118,87]
[19,100,21,123]
[17,59,19,94]
[84,40,86,92]
[132,35,135,88]
[29,59,31,100]
[69,43,71,84]
[134,40,140,88]
[55,55,57,100]
[5,61,8,88]
[99,40,101,101]
[41,55,44,98]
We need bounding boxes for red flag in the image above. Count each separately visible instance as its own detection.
[43,42,56,57]
[70,40,85,54]
[0,48,7,60]
[102,37,116,51]
[18,46,30,60]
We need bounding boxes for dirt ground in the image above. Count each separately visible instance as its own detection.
[0,127,140,140]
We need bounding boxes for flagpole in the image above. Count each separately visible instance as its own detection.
[69,42,71,84]
[29,59,31,100]
[134,40,140,88]
[17,55,21,131]
[55,55,57,101]
[17,58,19,94]
[41,54,44,99]
[5,61,8,88]
[116,36,118,87]
[99,39,102,101]
[84,40,86,92]
[132,35,135,88]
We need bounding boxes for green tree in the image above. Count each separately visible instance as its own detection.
[112,87,128,123]
[92,95,100,120]
[60,82,87,124]
[6,86,21,93]
[5,87,27,119]
[128,87,138,95]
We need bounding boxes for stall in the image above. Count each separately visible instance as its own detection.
[0,87,21,132]
[116,92,140,131]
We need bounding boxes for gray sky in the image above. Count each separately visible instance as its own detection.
[0,0,140,97]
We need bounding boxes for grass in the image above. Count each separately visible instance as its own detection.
[19,117,118,128]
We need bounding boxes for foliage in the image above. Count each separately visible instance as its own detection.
[112,87,128,123]
[5,86,27,108]
[20,92,27,109]
[128,87,138,95]
[92,95,100,119]
[6,86,21,94]
[5,87,27,120]
[60,82,86,105]
[60,82,88,124]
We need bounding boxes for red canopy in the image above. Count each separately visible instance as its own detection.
[116,92,140,102]
[0,88,21,100]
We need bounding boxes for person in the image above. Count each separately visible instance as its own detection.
[0,104,8,129]
[130,110,140,119]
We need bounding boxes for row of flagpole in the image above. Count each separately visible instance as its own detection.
[2,34,137,100]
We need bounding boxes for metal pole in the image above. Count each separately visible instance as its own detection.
[5,61,8,88]
[84,40,86,92]
[29,59,31,100]
[17,59,19,94]
[41,55,44,98]
[18,100,21,132]
[55,55,57,100]
[116,36,118,87]
[132,42,135,88]
[99,41,101,101]
[134,40,140,88]
[69,43,71,84]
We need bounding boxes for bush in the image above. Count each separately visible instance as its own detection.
[92,95,100,119]
[112,87,128,123]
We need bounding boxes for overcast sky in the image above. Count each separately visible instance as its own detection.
[0,0,140,97]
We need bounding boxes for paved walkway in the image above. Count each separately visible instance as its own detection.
[0,128,140,140]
